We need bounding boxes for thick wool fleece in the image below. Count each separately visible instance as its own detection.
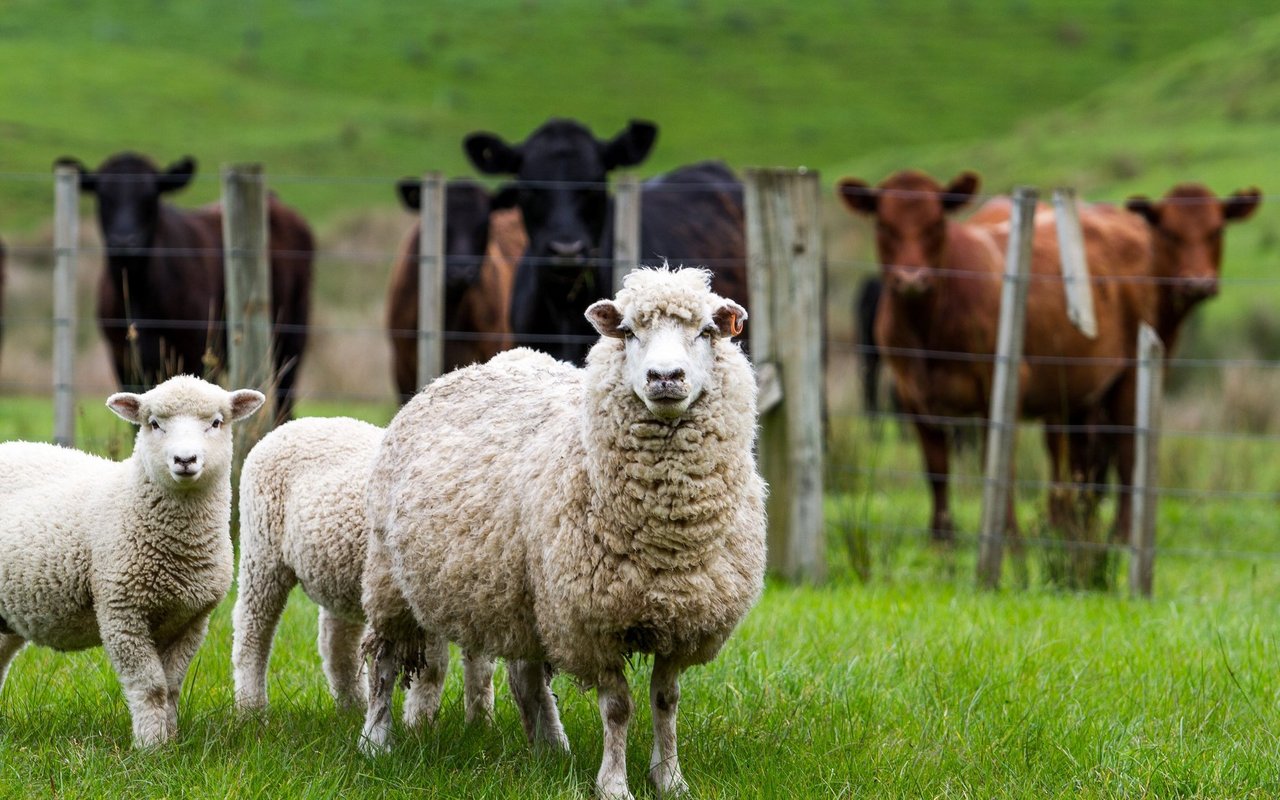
[0,375,256,747]
[365,276,767,686]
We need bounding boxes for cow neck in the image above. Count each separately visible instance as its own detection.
[581,349,747,572]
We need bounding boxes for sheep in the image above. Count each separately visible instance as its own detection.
[0,375,264,748]
[361,266,767,799]
[231,415,496,723]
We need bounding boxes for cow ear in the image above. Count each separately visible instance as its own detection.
[837,178,877,216]
[1126,196,1160,226]
[585,300,626,338]
[712,301,748,339]
[1224,187,1262,222]
[396,178,421,211]
[106,392,143,424]
[160,156,196,194]
[465,133,522,175]
[55,157,95,194]
[490,183,520,211]
[942,171,980,212]
[601,120,658,171]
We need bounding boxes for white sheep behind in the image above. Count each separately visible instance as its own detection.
[232,416,496,723]
[362,267,767,799]
[0,375,263,747]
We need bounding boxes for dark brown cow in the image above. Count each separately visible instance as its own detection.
[836,170,1153,545]
[57,152,314,423]
[386,179,525,402]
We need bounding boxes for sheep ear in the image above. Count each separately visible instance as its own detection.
[712,301,747,338]
[585,300,626,338]
[228,390,266,421]
[106,393,144,424]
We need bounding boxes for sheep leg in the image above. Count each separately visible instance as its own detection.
[402,635,448,729]
[595,669,635,800]
[648,656,689,797]
[230,560,296,711]
[100,615,172,748]
[508,659,569,752]
[461,650,496,724]
[0,634,26,688]
[317,608,367,710]
[359,634,400,756]
[158,613,212,740]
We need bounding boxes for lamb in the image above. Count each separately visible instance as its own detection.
[231,416,495,723]
[0,375,264,748]
[361,266,767,799]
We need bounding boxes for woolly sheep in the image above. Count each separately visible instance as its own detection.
[232,416,495,723]
[361,267,767,799]
[0,375,264,748]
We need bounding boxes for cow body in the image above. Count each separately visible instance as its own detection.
[386,180,524,403]
[465,119,748,364]
[61,152,313,423]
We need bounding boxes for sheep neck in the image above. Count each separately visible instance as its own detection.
[125,454,232,553]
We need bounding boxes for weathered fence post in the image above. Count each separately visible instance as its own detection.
[415,171,446,389]
[52,165,80,447]
[1129,324,1164,598]
[222,164,274,479]
[744,168,826,583]
[612,173,641,294]
[1052,187,1097,339]
[976,186,1037,590]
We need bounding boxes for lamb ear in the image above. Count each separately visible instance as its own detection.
[228,390,267,421]
[585,300,626,338]
[106,393,143,424]
[712,301,748,338]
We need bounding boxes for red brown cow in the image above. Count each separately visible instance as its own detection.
[836,170,1152,546]
[386,180,525,402]
[58,152,313,423]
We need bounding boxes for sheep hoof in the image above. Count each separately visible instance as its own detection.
[358,733,392,758]
[651,770,689,798]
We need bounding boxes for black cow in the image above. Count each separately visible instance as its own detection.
[464,118,748,364]
[57,152,314,423]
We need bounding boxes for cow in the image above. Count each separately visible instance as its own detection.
[463,118,748,364]
[836,169,1154,550]
[854,276,884,414]
[56,152,314,424]
[385,179,525,403]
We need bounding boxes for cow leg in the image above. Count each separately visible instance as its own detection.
[1109,374,1140,546]
[914,420,954,543]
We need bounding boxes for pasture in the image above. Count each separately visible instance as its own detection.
[4,1,1280,798]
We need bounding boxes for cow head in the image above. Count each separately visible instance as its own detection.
[56,153,196,257]
[837,170,980,298]
[464,118,657,270]
[397,178,493,297]
[1126,184,1261,313]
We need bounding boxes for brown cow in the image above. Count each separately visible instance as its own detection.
[386,180,525,402]
[836,170,1152,547]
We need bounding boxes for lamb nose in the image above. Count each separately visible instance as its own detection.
[173,454,198,467]
[648,368,685,383]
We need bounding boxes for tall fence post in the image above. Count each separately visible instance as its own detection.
[976,186,1037,590]
[744,168,826,583]
[612,173,641,294]
[222,163,274,489]
[52,165,80,447]
[1130,324,1164,598]
[415,172,446,390]
[1052,187,1097,339]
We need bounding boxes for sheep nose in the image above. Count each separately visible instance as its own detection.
[173,454,198,467]
[647,367,685,384]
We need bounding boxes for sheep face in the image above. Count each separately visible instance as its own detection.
[107,375,265,489]
[587,291,747,422]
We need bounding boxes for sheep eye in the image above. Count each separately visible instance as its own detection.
[148,418,161,431]
[618,326,635,340]
[699,326,715,339]
[210,418,223,430]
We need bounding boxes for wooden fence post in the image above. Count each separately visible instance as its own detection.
[1052,187,1097,339]
[1129,324,1164,598]
[415,172,446,389]
[222,164,274,479]
[976,186,1037,590]
[52,165,79,447]
[744,168,826,583]
[613,173,641,294]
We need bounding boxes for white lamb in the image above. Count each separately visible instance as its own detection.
[0,375,263,748]
[231,415,495,723]
[361,267,767,799]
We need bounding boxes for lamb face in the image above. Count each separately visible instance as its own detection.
[107,375,264,489]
